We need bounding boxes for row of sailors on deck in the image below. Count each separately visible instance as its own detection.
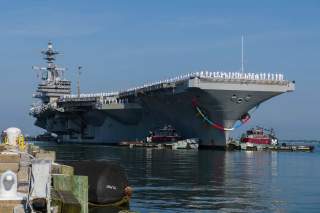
[124,71,285,92]
[63,92,118,99]
[125,72,283,92]
[63,71,285,98]
[100,98,129,104]
[192,71,285,81]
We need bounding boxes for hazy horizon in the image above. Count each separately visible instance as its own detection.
[0,1,319,140]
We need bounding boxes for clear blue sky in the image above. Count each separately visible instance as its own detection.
[0,0,319,139]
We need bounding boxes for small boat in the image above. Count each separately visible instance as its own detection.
[240,127,278,150]
[118,141,144,146]
[146,125,182,143]
[165,138,199,150]
[267,143,314,152]
[118,126,199,150]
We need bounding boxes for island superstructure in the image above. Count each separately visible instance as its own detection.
[30,43,295,148]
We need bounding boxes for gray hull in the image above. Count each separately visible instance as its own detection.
[34,77,294,147]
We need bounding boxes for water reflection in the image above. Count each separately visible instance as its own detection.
[36,142,320,212]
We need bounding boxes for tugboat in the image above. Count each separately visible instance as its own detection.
[119,125,199,149]
[228,127,315,152]
[240,127,278,150]
[146,125,182,143]
[147,126,199,149]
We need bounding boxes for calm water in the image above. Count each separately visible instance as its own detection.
[36,142,320,213]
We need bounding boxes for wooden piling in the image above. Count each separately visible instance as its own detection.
[52,174,88,213]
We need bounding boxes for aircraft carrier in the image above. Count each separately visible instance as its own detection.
[30,43,295,148]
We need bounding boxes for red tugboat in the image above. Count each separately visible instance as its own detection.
[240,127,278,150]
[146,125,182,143]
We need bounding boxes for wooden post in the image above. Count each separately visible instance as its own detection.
[52,174,88,213]
[72,176,88,213]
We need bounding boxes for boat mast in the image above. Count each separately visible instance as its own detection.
[241,35,244,73]
[77,66,82,98]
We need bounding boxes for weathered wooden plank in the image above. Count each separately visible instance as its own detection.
[58,191,81,213]
[51,189,62,213]
[52,174,88,213]
[60,165,74,176]
[35,151,56,161]
[0,200,24,209]
[72,176,88,213]
[17,166,29,182]
[0,153,20,163]
[52,164,74,175]
[0,162,19,172]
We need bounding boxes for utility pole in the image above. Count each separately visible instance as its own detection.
[77,66,82,98]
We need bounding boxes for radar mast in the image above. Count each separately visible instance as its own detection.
[33,42,66,82]
[32,42,71,104]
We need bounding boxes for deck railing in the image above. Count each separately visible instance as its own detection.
[59,71,290,101]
